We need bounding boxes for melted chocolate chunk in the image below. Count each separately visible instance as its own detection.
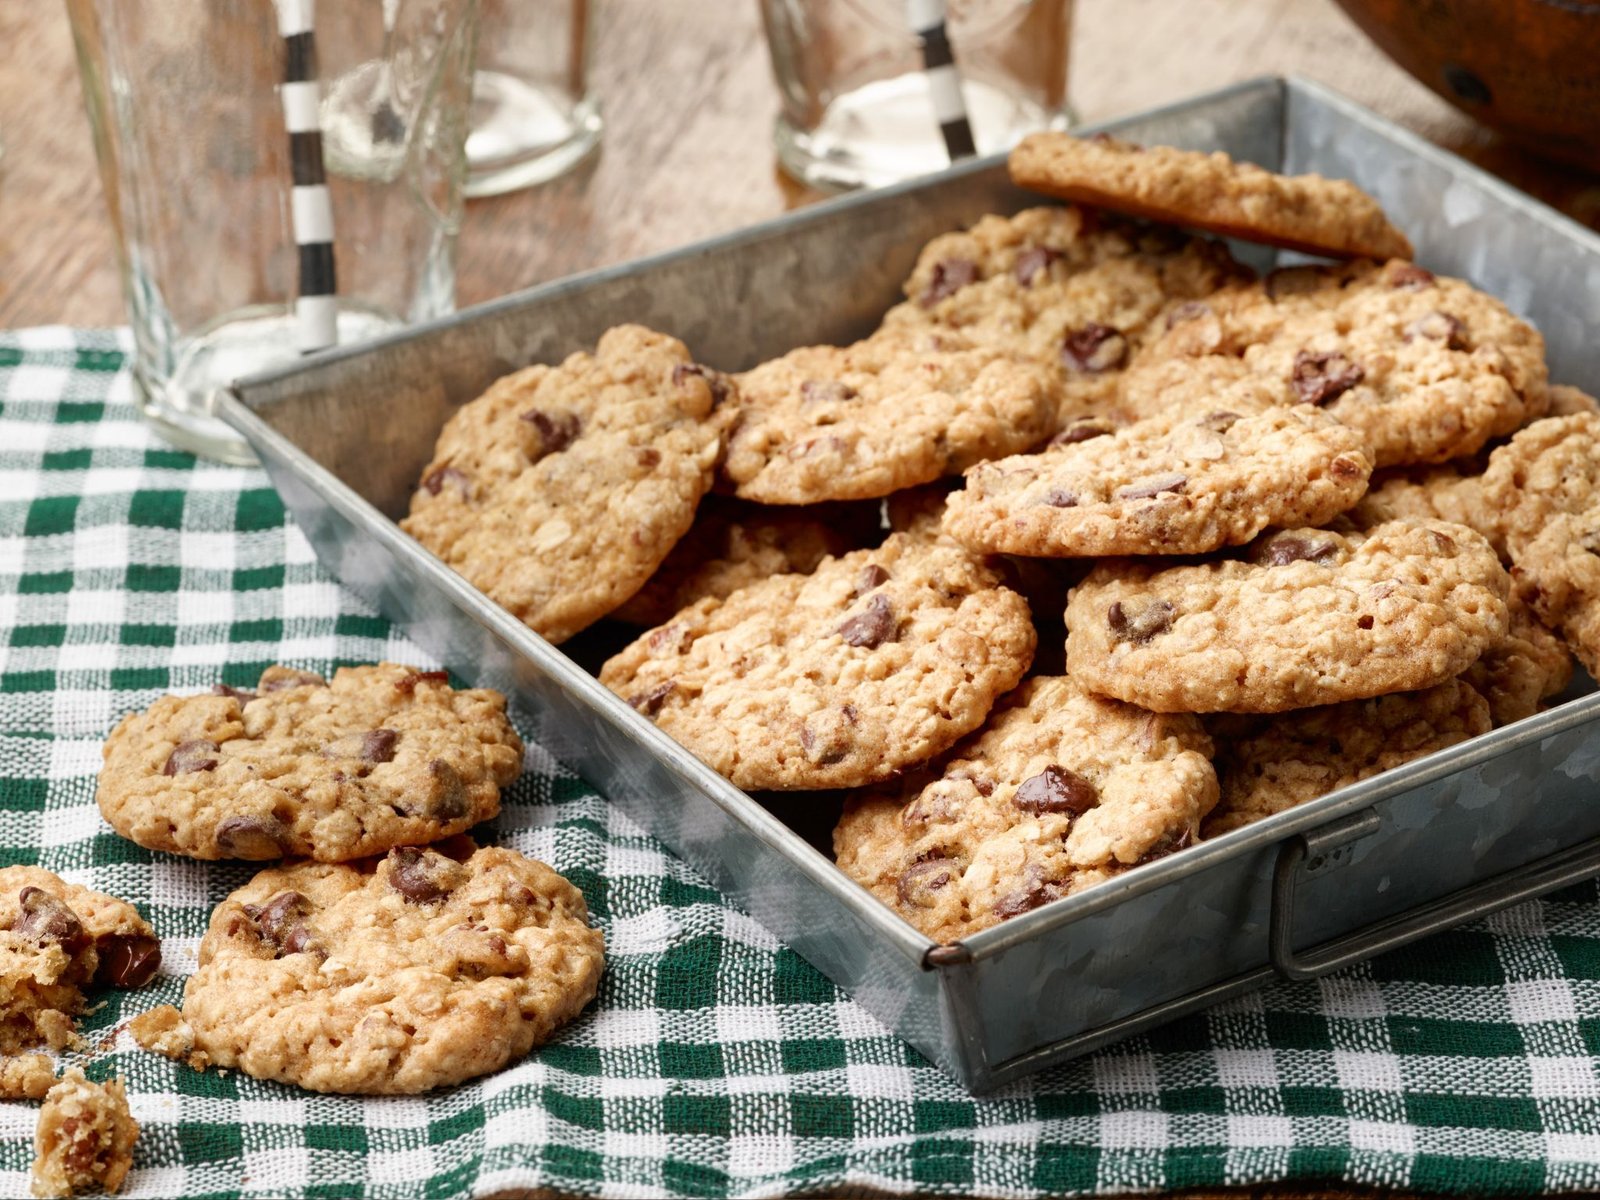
[853,564,891,596]
[628,679,677,716]
[14,887,88,953]
[95,934,161,988]
[421,465,470,499]
[896,856,953,908]
[993,881,1058,920]
[162,739,219,776]
[387,846,458,904]
[919,258,980,307]
[395,669,449,695]
[839,593,896,649]
[214,814,291,860]
[800,380,858,405]
[1291,350,1364,406]
[361,729,399,763]
[421,759,469,820]
[1388,263,1436,291]
[1014,246,1060,286]
[1108,598,1175,644]
[519,408,581,453]
[1259,534,1340,567]
[1404,310,1467,350]
[1011,766,1099,816]
[1116,473,1187,501]
[673,362,733,407]
[244,891,318,958]
[1061,323,1128,374]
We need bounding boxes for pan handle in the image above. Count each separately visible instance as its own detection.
[1269,826,1600,983]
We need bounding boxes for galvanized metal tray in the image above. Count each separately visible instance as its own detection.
[219,76,1600,1093]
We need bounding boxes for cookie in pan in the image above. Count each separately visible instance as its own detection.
[1064,520,1510,714]
[402,324,734,643]
[1008,131,1413,260]
[97,663,523,863]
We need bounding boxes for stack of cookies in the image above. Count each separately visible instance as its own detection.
[400,133,1592,947]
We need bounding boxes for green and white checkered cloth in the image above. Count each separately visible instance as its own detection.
[3,327,1600,1200]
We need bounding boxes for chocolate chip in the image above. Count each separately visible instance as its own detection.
[1404,310,1467,350]
[15,887,88,953]
[422,465,470,498]
[1012,766,1099,816]
[798,723,849,767]
[94,934,161,988]
[362,729,399,763]
[162,739,219,776]
[1061,323,1128,373]
[1258,534,1340,567]
[259,667,327,692]
[1166,300,1211,328]
[853,564,890,596]
[243,891,318,957]
[628,679,677,716]
[1014,246,1060,286]
[519,408,581,453]
[210,684,256,703]
[387,846,458,904]
[422,759,468,820]
[1051,419,1114,446]
[1197,411,1241,434]
[919,258,979,307]
[993,881,1058,919]
[395,669,449,695]
[800,380,858,405]
[1108,599,1175,644]
[1116,473,1187,500]
[1331,453,1366,480]
[637,447,662,468]
[839,593,896,648]
[214,814,290,860]
[1389,263,1436,291]
[1429,529,1458,553]
[648,623,691,655]
[896,856,953,908]
[1142,826,1194,862]
[673,362,732,407]
[1291,350,1364,406]
[1040,488,1079,508]
[1357,614,1375,630]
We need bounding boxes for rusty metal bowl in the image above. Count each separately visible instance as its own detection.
[1332,0,1600,172]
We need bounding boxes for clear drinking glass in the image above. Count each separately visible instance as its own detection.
[465,0,601,198]
[67,0,479,464]
[760,0,1076,192]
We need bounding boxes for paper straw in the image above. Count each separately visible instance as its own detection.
[907,0,976,162]
[276,0,338,354]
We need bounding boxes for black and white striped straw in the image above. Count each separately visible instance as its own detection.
[276,0,338,354]
[907,0,976,163]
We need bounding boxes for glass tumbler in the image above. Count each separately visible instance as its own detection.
[465,0,602,197]
[760,0,1076,192]
[67,0,479,465]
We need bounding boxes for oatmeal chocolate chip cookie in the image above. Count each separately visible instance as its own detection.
[1122,260,1550,467]
[599,533,1036,790]
[943,404,1372,557]
[1345,459,1503,559]
[834,675,1217,943]
[1509,515,1600,679]
[1464,595,1573,727]
[30,1069,139,1198]
[401,325,733,644]
[176,840,604,1094]
[1202,679,1492,836]
[97,663,523,863]
[611,498,881,627]
[0,868,160,1055]
[880,206,1249,422]
[720,329,1056,504]
[1009,132,1413,260]
[1065,520,1510,713]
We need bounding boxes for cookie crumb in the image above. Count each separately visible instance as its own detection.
[129,1005,210,1072]
[0,1054,56,1101]
[30,1068,138,1197]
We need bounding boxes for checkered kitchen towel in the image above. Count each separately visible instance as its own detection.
[3,326,1600,1200]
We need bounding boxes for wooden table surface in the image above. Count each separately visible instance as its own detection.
[2,3,1597,1198]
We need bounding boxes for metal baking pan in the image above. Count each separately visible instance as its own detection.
[219,76,1600,1093]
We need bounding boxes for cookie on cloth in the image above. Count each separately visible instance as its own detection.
[1008,131,1413,260]
[401,324,733,643]
[600,533,1036,790]
[610,497,881,627]
[31,1068,139,1198]
[1482,413,1600,677]
[97,663,523,863]
[720,329,1056,504]
[834,675,1217,943]
[1202,679,1492,836]
[173,839,604,1094]
[1064,521,1510,714]
[0,867,160,1055]
[943,403,1371,557]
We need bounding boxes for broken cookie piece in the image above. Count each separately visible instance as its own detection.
[30,1068,139,1197]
